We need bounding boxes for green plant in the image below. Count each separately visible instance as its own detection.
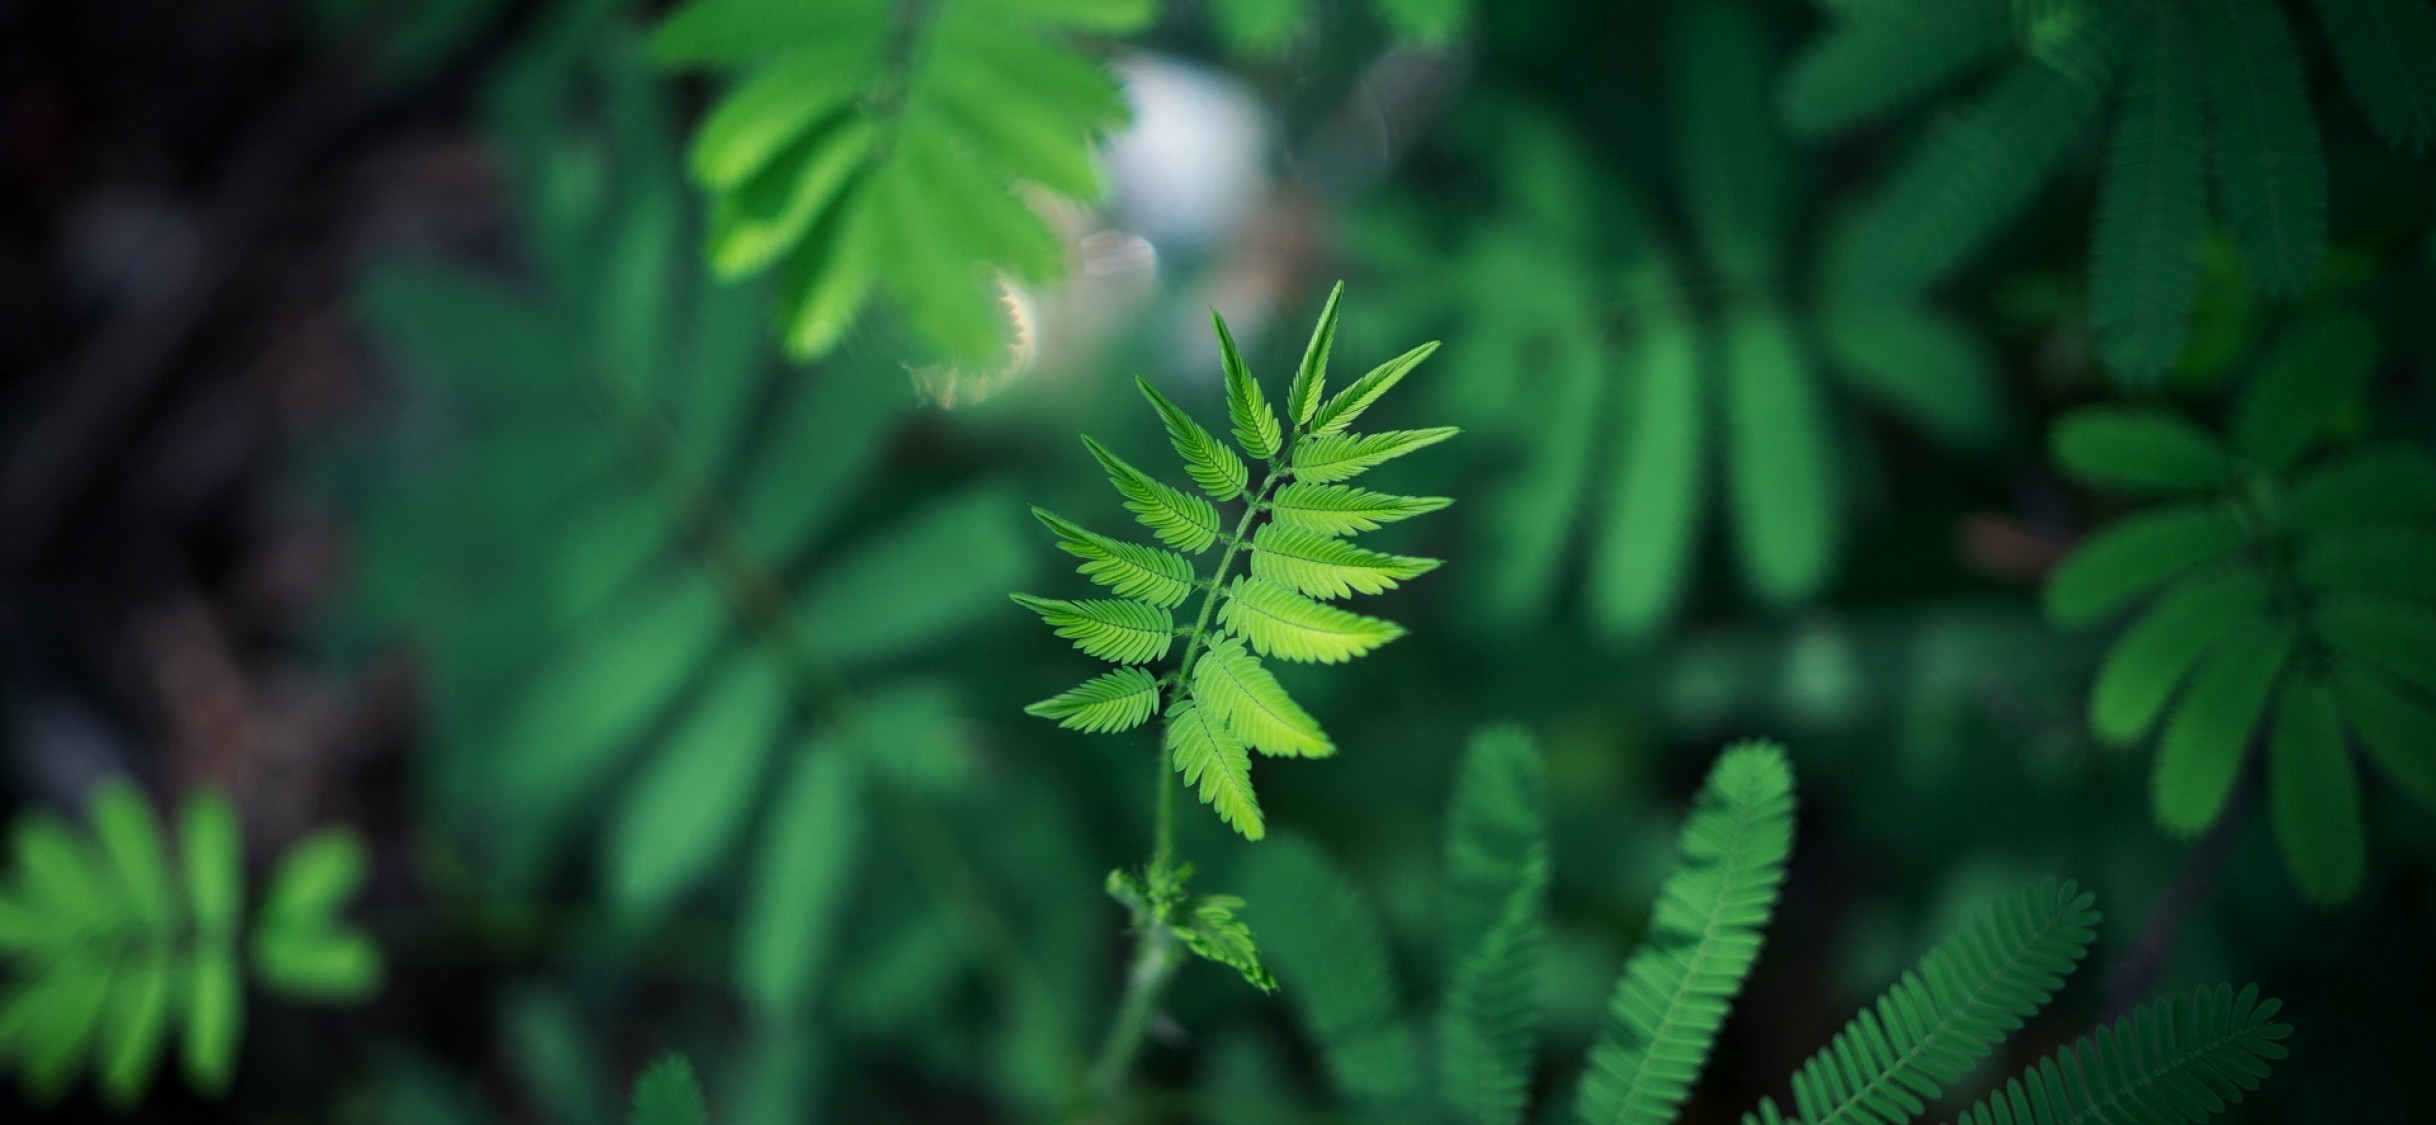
[1011,284,1455,1101]
[1236,732,2291,1125]
[626,1053,707,1125]
[1785,0,2436,386]
[2043,306,2436,905]
[1206,0,1470,56]
[646,0,1155,363]
[0,780,380,1106]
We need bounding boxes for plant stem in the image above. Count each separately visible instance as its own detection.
[1083,917,1181,1109]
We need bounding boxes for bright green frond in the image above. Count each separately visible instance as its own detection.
[1250,523,1441,600]
[1764,879,2100,1125]
[1288,282,1345,428]
[1290,427,1460,484]
[1778,0,2012,136]
[2090,10,2206,388]
[1083,436,1224,552]
[1193,635,1333,757]
[2310,0,2436,155]
[2091,570,2269,745]
[1178,894,1277,992]
[1212,309,1283,459]
[1010,593,1175,664]
[2268,675,2365,906]
[2194,0,2327,295]
[2045,503,2245,625]
[2049,408,2232,496]
[1033,507,1198,608]
[1578,741,1794,1125]
[1167,699,1265,840]
[1243,836,1423,1103]
[1952,984,2289,1125]
[2154,614,2292,835]
[1309,341,1440,438]
[1024,667,1163,733]
[627,1052,709,1125]
[1219,576,1406,664]
[1137,378,1250,500]
[1268,482,1452,537]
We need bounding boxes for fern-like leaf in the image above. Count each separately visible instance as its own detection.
[1290,427,1461,484]
[1167,700,1265,841]
[1268,483,1452,536]
[1778,0,2013,136]
[1010,593,1175,664]
[1309,341,1441,437]
[1243,835,1423,1103]
[1024,667,1162,733]
[1138,378,1250,501]
[1579,741,1795,1125]
[2309,0,2436,155]
[1193,635,1333,757]
[2268,675,2365,905]
[1178,894,1277,992]
[1951,984,2290,1125]
[1752,879,2100,1125]
[1083,436,1224,552]
[2090,10,2206,387]
[1250,523,1441,600]
[1439,728,1549,1125]
[2090,571,2269,745]
[2153,614,2292,835]
[2049,408,2232,496]
[2194,0,2327,295]
[1287,282,1344,428]
[2044,502,2245,625]
[627,1052,708,1125]
[1218,576,1407,664]
[1034,507,1197,608]
[1213,309,1284,459]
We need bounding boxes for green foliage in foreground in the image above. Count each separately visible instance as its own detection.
[626,1053,707,1125]
[1239,733,2289,1125]
[0,781,380,1106]
[2045,307,2436,905]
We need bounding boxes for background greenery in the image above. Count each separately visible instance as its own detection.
[1,0,2431,1120]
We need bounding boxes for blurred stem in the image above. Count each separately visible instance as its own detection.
[1084,916,1181,1111]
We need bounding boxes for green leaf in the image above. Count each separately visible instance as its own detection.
[1213,309,1283,459]
[180,791,242,939]
[1819,298,2004,450]
[1309,341,1440,438]
[91,783,175,931]
[2309,0,2436,154]
[1010,594,1175,664]
[2332,663,2436,809]
[1673,1,1787,287]
[1290,427,1460,484]
[1722,303,1837,607]
[1758,879,2100,1125]
[1218,576,1407,664]
[251,925,384,1002]
[1952,984,2289,1125]
[2154,613,2293,835]
[2268,675,2365,906]
[1025,666,1162,733]
[1137,378,1249,501]
[1083,436,1225,553]
[1579,742,1794,1125]
[605,655,790,916]
[2091,570,2270,744]
[2231,309,2377,469]
[1166,699,1265,841]
[2315,592,2436,693]
[260,829,371,929]
[1777,0,2012,136]
[1249,523,1441,600]
[2194,0,2327,295]
[1267,483,1452,537]
[1033,507,1197,608]
[1473,308,1601,625]
[627,1052,709,1125]
[737,750,865,1015]
[2286,447,2436,531]
[737,359,908,561]
[1588,304,1704,639]
[1193,635,1333,758]
[1177,895,1277,992]
[797,484,1037,668]
[2045,502,2245,624]
[2049,407,2232,495]
[1439,728,1548,1125]
[1287,282,1344,428]
[2090,10,2207,387]
[181,948,241,1096]
[97,948,174,1108]
[1243,836,1422,1103]
[2299,527,2436,603]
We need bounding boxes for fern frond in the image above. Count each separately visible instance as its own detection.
[1578,742,1795,1125]
[1137,378,1250,501]
[2154,614,2292,835]
[1034,507,1198,608]
[2090,571,2269,745]
[1178,894,1277,992]
[1721,302,1839,607]
[737,750,865,1013]
[1952,984,2290,1125]
[1268,483,1452,537]
[1219,576,1407,664]
[1193,636,1333,757]
[1250,523,1441,600]
[1244,836,1423,1103]
[1083,436,1224,553]
[1213,310,1284,459]
[2309,0,2436,155]
[1167,700,1266,841]
[605,657,790,916]
[1010,593,1175,664]
[1778,0,2013,136]
[2268,675,2365,905]
[2090,10,2206,387]
[1025,667,1162,733]
[1290,427,1461,484]
[1287,282,1344,428]
[1587,303,1705,640]
[1309,341,1441,437]
[628,1053,708,1125]
[2043,502,2245,625]
[2194,0,2326,295]
[1439,728,1549,1125]
[1758,879,2100,1125]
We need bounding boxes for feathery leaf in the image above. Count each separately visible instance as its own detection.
[1244,836,1423,1103]
[1010,593,1175,664]
[1290,427,1460,484]
[1287,282,1344,428]
[1213,309,1284,459]
[1193,635,1333,757]
[2269,675,2365,905]
[2045,503,2245,625]
[1024,667,1162,733]
[2195,0,2327,295]
[1250,523,1442,600]
[1778,0,2013,136]
[2090,10,2207,387]
[2154,614,2292,835]
[1034,507,1198,608]
[2231,309,2376,470]
[1083,436,1224,552]
[2091,570,2270,745]
[1219,576,1407,664]
[1167,699,1265,840]
[627,1053,708,1125]
[2049,408,2232,495]
[1138,378,1250,501]
[1268,483,1452,536]
[1310,342,1441,437]
[1722,302,1838,607]
[1178,895,1277,992]
[1588,304,1704,639]
[1951,984,2290,1125]
[1438,728,1548,1125]
[2309,0,2436,154]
